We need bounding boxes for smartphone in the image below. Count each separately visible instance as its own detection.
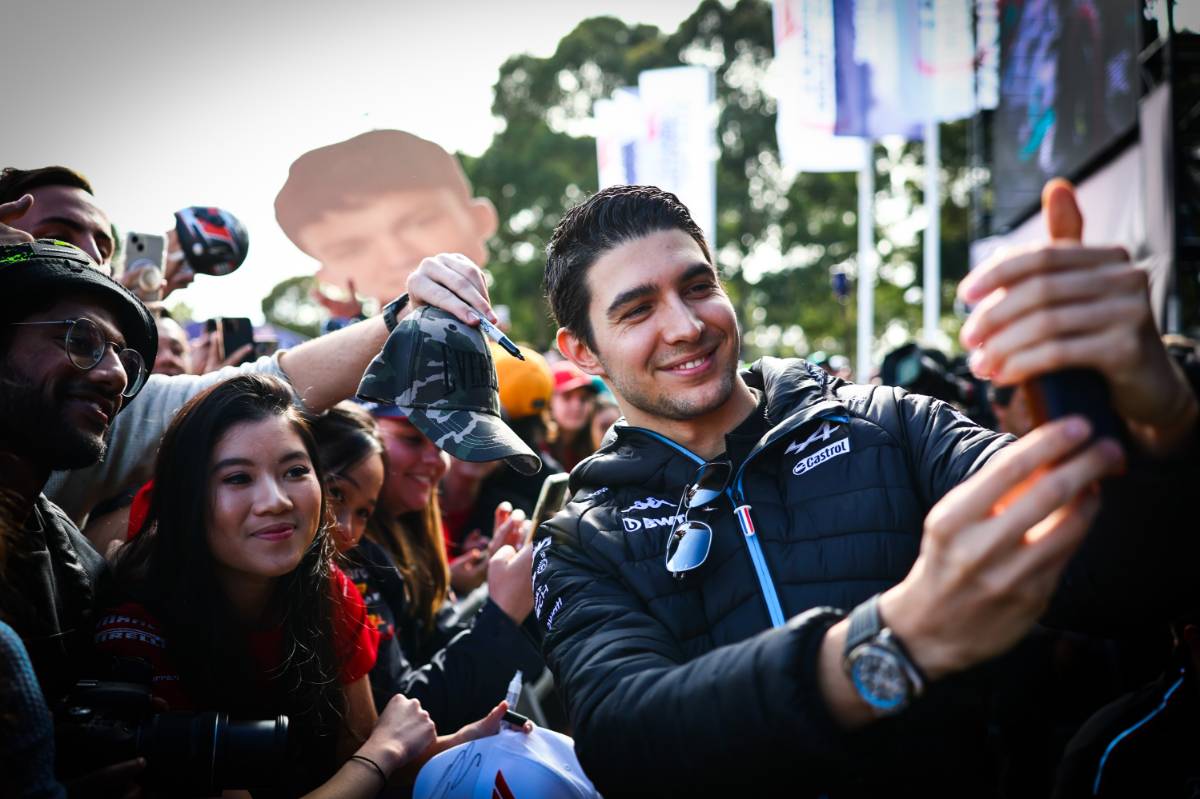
[1023,370,1122,441]
[124,232,166,303]
[530,473,571,533]
[253,338,279,358]
[205,317,256,365]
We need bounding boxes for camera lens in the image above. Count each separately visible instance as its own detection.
[137,712,288,795]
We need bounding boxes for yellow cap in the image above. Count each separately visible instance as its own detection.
[491,342,554,419]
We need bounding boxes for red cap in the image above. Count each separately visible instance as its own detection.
[552,361,597,395]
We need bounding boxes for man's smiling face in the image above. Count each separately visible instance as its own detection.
[574,229,741,426]
[0,296,129,470]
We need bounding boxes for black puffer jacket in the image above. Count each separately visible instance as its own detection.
[532,358,1198,797]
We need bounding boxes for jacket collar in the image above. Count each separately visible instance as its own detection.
[571,357,847,496]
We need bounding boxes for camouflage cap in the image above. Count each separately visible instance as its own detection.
[357,305,542,475]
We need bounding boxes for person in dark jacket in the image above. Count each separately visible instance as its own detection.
[404,184,1200,796]
[1052,615,1200,798]
[312,402,544,731]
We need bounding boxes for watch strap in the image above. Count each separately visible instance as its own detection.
[844,593,882,660]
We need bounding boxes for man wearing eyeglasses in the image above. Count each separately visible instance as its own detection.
[0,166,466,528]
[0,239,158,790]
[467,183,1200,795]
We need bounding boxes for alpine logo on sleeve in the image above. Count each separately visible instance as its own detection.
[786,420,851,476]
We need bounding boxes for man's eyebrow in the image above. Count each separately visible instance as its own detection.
[37,215,90,234]
[37,214,113,252]
[679,262,717,283]
[89,316,127,348]
[604,262,718,320]
[606,282,657,319]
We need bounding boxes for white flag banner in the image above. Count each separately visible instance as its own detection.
[849,0,924,138]
[917,0,976,121]
[636,66,719,248]
[975,0,1000,111]
[771,0,866,175]
[595,87,644,188]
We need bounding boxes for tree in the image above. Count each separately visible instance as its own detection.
[260,0,976,366]
[261,274,322,339]
[463,0,974,368]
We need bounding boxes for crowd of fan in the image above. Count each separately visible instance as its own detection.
[1,161,1198,799]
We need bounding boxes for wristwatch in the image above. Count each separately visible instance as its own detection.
[842,594,926,715]
[382,293,409,333]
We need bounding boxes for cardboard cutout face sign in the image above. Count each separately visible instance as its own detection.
[275,130,498,307]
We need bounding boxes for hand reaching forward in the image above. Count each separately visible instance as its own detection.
[958,179,1197,454]
[487,505,534,623]
[358,694,437,775]
[879,415,1125,681]
[406,253,499,329]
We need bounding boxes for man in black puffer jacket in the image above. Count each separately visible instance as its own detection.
[406,184,1200,796]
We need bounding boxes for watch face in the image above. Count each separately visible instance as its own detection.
[849,644,909,712]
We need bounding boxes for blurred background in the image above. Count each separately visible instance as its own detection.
[8,0,1200,379]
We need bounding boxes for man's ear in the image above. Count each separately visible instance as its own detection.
[556,327,605,379]
[469,197,499,242]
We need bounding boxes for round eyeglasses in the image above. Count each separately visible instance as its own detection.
[665,459,732,579]
[10,318,147,398]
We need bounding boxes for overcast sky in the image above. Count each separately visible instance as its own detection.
[8,0,709,323]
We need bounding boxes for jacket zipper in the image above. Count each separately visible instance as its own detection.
[626,399,848,630]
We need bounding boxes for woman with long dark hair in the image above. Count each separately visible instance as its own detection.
[93,375,502,797]
[314,402,543,731]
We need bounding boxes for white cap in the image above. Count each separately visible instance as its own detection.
[413,727,602,799]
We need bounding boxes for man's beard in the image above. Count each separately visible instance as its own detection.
[0,370,109,471]
[598,333,741,423]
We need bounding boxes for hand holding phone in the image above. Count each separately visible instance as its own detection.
[530,473,570,534]
[123,232,166,303]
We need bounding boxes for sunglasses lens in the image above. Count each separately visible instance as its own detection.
[666,520,713,576]
[118,349,146,397]
[65,318,105,369]
[687,461,732,508]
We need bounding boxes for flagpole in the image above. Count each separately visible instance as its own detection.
[856,138,875,383]
[922,117,940,343]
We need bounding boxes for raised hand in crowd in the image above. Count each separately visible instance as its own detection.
[449,501,524,596]
[485,505,536,624]
[0,195,37,246]
[407,252,499,326]
[161,230,195,299]
[312,277,366,318]
[187,321,253,374]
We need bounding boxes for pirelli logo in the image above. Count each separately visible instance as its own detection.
[792,437,851,476]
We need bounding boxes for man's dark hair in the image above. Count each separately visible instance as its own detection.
[0,166,94,205]
[544,185,712,350]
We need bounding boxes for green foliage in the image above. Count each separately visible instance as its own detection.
[464,0,974,364]
[261,274,322,339]
[165,300,196,325]
[259,0,975,365]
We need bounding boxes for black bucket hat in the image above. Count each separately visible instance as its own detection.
[0,239,157,401]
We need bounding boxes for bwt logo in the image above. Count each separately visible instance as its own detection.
[623,514,685,532]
